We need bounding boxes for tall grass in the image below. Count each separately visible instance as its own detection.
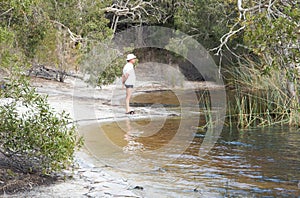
[196,90,214,130]
[225,65,299,128]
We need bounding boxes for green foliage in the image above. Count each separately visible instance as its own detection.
[0,27,15,69]
[0,27,28,73]
[34,28,58,65]
[174,0,236,49]
[1,0,112,73]
[43,0,112,40]
[97,57,124,86]
[0,27,14,45]
[1,0,299,131]
[18,22,49,58]
[80,39,121,86]
[243,5,300,72]
[212,1,300,128]
[0,0,48,58]
[0,75,83,174]
[235,1,300,108]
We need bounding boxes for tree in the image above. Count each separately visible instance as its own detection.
[0,0,84,174]
[212,0,300,98]
[35,0,112,79]
[174,0,237,49]
[1,0,113,78]
[84,0,182,86]
[104,0,180,34]
[0,0,49,59]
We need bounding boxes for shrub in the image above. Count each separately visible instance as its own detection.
[0,75,83,174]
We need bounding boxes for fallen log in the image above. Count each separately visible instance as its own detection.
[28,65,82,82]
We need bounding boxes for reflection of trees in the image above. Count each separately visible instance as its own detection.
[123,119,145,153]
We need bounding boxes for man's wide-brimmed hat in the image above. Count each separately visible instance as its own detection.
[126,54,136,61]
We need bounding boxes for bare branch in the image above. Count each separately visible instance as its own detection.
[237,0,262,12]
[0,7,13,17]
[104,0,153,17]
[51,20,82,42]
[211,0,293,55]
[103,0,167,34]
[210,20,245,56]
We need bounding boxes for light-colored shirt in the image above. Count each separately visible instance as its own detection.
[123,62,136,86]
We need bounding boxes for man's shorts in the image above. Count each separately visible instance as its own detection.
[125,84,133,88]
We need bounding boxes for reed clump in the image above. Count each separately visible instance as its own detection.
[225,66,299,128]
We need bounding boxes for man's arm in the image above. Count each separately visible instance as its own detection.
[122,73,129,84]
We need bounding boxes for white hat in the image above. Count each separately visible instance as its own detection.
[126,54,136,61]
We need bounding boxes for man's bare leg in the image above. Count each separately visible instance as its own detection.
[125,87,132,113]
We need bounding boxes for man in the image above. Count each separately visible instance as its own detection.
[122,53,136,114]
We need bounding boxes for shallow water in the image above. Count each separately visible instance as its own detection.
[81,120,300,197]
[79,90,300,197]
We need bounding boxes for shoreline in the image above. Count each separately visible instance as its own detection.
[7,77,143,197]
[8,76,223,197]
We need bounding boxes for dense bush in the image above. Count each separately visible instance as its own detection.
[0,76,83,174]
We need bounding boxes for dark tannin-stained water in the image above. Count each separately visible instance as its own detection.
[80,90,300,197]
[82,120,300,197]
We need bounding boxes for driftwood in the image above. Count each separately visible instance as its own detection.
[28,65,82,82]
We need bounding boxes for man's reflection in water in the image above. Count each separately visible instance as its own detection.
[123,119,145,153]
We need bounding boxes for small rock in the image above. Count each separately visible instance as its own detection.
[133,186,144,190]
